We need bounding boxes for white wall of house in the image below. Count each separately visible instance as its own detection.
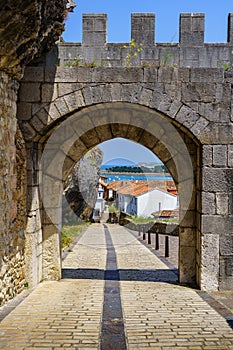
[118,194,133,214]
[137,188,178,217]
[94,185,105,214]
[117,188,178,217]
[94,198,104,213]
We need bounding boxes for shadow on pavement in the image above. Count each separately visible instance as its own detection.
[227,319,233,330]
[62,268,178,284]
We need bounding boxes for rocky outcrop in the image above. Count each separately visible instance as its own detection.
[63,148,103,223]
[0,0,75,78]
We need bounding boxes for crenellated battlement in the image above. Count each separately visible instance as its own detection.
[58,13,233,69]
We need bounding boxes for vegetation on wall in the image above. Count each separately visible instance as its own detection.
[105,165,168,173]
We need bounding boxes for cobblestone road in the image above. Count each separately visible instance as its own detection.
[0,224,233,349]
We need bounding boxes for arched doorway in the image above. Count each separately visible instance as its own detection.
[24,102,200,289]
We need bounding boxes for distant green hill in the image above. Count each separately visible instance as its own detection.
[105,165,168,173]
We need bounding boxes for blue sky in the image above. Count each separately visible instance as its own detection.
[64,0,233,43]
[98,138,161,165]
[63,1,233,164]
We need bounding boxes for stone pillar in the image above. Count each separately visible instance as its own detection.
[131,13,155,46]
[40,145,65,281]
[25,143,43,287]
[82,14,107,46]
[228,13,233,44]
[200,144,233,290]
[42,174,63,280]
[179,13,205,47]
[82,14,107,64]
[178,186,197,286]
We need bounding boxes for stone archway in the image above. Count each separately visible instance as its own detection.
[24,102,201,290]
[19,63,233,291]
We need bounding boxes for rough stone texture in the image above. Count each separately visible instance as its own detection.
[18,40,233,291]
[0,73,26,306]
[63,147,103,223]
[19,97,198,287]
[0,0,75,78]
[0,0,75,307]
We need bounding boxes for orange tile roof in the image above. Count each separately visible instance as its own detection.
[107,180,177,197]
[152,208,179,218]
[99,180,108,187]
[117,181,165,197]
[106,180,129,190]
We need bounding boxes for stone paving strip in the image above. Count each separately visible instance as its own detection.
[109,224,233,349]
[0,224,106,350]
[0,223,233,349]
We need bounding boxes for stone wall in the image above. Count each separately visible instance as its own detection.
[0,72,26,306]
[0,0,75,306]
[18,63,233,290]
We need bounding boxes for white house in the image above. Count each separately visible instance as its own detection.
[117,181,178,217]
[93,180,105,220]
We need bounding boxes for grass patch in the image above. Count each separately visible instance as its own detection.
[131,216,155,224]
[62,223,89,249]
[130,216,179,225]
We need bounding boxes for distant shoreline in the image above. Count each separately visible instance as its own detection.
[101,171,171,177]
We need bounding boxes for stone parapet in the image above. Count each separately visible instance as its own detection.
[58,13,233,69]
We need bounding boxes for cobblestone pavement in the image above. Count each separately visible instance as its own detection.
[0,224,233,349]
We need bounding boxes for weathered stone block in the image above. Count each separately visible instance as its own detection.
[139,88,152,106]
[110,83,122,101]
[19,83,41,102]
[191,68,224,83]
[199,123,233,144]
[179,245,196,285]
[216,193,229,215]
[17,102,32,121]
[203,167,233,192]
[213,145,227,167]
[41,83,58,102]
[158,67,178,83]
[143,67,158,83]
[202,214,233,234]
[179,227,196,247]
[202,192,215,215]
[219,257,233,290]
[138,130,157,150]
[23,67,44,82]
[200,233,219,290]
[220,234,233,256]
[175,105,192,124]
[228,144,233,166]
[57,83,83,97]
[103,68,144,83]
[80,129,101,149]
